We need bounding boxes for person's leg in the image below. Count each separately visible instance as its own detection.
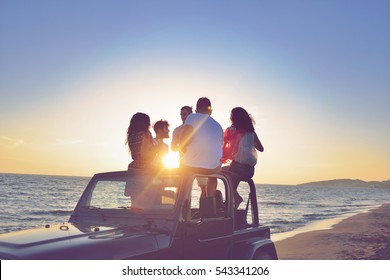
[182,164,221,197]
[229,162,254,208]
[232,178,243,208]
[206,177,217,197]
[230,162,254,183]
[196,177,208,197]
[223,167,242,208]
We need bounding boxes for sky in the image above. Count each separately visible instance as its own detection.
[0,0,389,185]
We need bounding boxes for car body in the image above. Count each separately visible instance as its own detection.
[0,168,277,259]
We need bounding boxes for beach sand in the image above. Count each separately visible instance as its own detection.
[274,203,390,260]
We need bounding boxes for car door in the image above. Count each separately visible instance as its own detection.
[178,175,234,259]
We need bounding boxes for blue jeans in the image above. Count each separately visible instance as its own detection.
[223,161,254,193]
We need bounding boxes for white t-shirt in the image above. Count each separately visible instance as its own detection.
[182,113,223,169]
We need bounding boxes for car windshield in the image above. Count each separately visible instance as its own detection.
[87,175,179,212]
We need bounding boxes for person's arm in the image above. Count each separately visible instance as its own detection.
[254,132,264,152]
[141,133,157,162]
[170,128,179,152]
[221,128,231,163]
[178,124,193,153]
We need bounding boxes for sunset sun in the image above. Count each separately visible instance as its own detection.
[163,151,180,169]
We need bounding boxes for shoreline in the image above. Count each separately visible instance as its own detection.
[273,203,390,260]
[271,204,380,242]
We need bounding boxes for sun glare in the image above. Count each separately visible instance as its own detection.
[163,151,180,169]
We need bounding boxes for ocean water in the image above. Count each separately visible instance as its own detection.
[1,173,389,237]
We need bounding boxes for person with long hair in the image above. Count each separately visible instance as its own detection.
[126,112,157,169]
[221,107,264,208]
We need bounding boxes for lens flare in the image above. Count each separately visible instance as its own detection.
[163,151,180,169]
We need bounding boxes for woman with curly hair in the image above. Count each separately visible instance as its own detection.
[221,107,264,208]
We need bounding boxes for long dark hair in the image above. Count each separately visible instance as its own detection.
[126,112,151,147]
[230,107,255,132]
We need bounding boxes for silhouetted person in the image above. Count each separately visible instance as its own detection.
[126,112,157,169]
[153,119,170,167]
[221,107,264,208]
[171,106,193,159]
[180,97,223,197]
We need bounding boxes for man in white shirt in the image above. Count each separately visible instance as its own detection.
[180,97,223,197]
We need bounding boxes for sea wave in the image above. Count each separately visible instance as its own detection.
[262,201,296,206]
[28,210,73,216]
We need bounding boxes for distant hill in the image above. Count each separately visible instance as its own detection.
[297,179,390,188]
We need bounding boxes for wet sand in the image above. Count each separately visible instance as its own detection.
[274,203,390,260]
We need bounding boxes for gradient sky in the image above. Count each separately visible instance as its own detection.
[1,0,389,184]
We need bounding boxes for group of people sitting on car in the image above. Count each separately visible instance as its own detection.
[126,97,264,208]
